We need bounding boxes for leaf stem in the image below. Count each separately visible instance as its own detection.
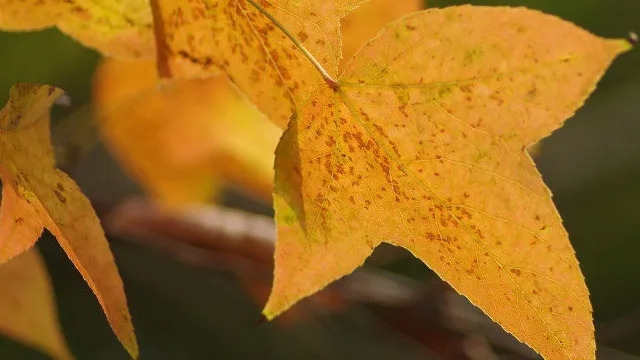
[245,0,339,89]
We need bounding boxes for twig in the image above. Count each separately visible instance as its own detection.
[104,198,638,360]
[105,198,419,306]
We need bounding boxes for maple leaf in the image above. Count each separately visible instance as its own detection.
[92,58,280,205]
[0,0,154,58]
[0,84,138,358]
[264,6,631,359]
[0,249,74,360]
[151,0,366,128]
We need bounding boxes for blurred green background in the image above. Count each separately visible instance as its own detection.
[0,0,638,359]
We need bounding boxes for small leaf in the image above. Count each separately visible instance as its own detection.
[0,83,138,358]
[0,0,154,58]
[0,249,74,360]
[265,6,630,359]
[92,59,280,205]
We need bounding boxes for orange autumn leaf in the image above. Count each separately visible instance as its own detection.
[264,6,631,360]
[0,0,154,58]
[151,0,365,128]
[0,249,74,360]
[93,58,280,205]
[0,84,138,358]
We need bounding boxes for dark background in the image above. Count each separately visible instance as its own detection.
[0,0,639,359]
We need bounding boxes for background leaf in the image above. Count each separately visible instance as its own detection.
[0,0,154,58]
[93,59,280,205]
[0,249,74,360]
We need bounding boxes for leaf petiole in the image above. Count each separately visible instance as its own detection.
[244,0,340,89]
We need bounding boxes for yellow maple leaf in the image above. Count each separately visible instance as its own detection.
[0,249,74,360]
[151,0,365,128]
[93,59,280,205]
[0,84,138,358]
[264,6,631,359]
[0,0,154,58]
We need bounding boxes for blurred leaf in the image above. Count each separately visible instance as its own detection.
[93,59,280,205]
[0,0,154,58]
[0,249,73,360]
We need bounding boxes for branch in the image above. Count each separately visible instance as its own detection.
[104,198,542,359]
[104,198,639,359]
